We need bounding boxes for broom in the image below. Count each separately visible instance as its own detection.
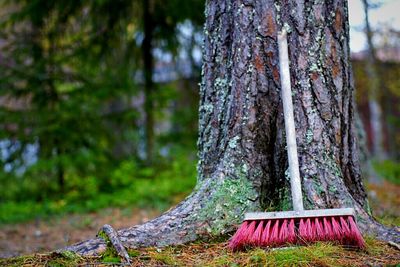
[228,29,365,251]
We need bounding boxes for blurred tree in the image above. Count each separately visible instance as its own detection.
[0,0,205,199]
[0,0,139,193]
[139,0,205,164]
[361,0,386,160]
[375,25,400,160]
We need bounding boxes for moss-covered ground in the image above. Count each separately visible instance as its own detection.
[1,238,399,267]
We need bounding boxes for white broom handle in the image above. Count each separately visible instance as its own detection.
[278,29,304,211]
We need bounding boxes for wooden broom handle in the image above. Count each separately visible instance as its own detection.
[278,29,304,211]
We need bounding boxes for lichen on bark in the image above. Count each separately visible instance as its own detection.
[196,174,258,235]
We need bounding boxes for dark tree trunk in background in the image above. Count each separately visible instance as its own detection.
[64,0,399,256]
[143,0,155,165]
[362,0,385,160]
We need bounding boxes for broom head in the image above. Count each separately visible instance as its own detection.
[228,208,365,250]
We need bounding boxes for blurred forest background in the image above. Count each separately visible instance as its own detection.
[0,0,399,229]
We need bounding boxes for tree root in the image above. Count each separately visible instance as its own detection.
[97,224,130,264]
[362,220,400,244]
[61,184,211,256]
[388,241,400,251]
[61,206,202,256]
[62,209,400,256]
[60,180,400,256]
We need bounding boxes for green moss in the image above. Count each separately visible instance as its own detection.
[279,191,292,211]
[196,174,258,235]
[128,249,140,257]
[97,229,125,264]
[364,235,388,256]
[313,178,325,195]
[100,246,122,264]
[0,252,84,267]
[97,229,108,241]
[58,251,81,261]
[248,242,341,267]
[0,256,31,267]
[328,184,338,194]
[209,254,234,266]
[101,254,121,264]
[272,178,293,211]
[152,248,181,266]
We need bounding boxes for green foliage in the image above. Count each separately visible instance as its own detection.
[0,0,140,190]
[0,0,205,226]
[373,160,400,185]
[0,153,197,224]
[150,248,182,266]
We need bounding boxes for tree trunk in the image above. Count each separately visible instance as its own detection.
[143,0,155,165]
[362,0,386,160]
[64,0,399,256]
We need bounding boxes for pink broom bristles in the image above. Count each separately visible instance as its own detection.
[244,221,257,244]
[269,220,280,245]
[323,217,334,241]
[340,216,351,236]
[348,216,366,248]
[228,221,249,250]
[298,218,307,243]
[315,218,325,240]
[287,219,296,243]
[309,219,316,242]
[331,217,343,241]
[299,218,314,242]
[261,220,271,246]
[229,215,365,251]
[252,221,264,246]
[278,219,289,245]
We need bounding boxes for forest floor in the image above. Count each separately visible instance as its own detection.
[1,239,400,266]
[0,180,399,266]
[0,208,161,258]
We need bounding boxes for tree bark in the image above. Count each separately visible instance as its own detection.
[63,0,399,256]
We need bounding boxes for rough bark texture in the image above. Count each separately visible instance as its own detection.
[63,0,399,256]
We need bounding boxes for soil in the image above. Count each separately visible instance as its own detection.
[0,208,160,258]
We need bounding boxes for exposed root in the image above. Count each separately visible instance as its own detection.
[62,181,214,256]
[355,204,400,244]
[388,241,400,251]
[97,224,130,264]
[60,179,400,256]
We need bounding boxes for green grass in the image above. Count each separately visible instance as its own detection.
[0,172,196,224]
[373,160,400,185]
